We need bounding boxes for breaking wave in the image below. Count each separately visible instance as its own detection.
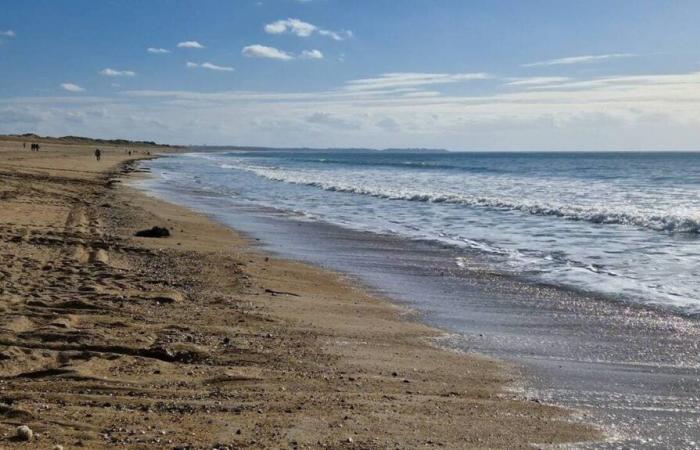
[226,163,700,234]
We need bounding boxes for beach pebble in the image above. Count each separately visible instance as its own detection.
[53,445,65,450]
[135,226,170,238]
[16,425,33,441]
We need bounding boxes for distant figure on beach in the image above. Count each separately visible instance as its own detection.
[128,150,132,156]
[94,148,101,161]
[31,143,40,152]
[23,143,26,149]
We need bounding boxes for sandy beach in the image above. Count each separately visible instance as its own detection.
[0,137,596,448]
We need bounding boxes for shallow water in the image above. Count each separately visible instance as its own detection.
[136,151,700,448]
[148,150,700,314]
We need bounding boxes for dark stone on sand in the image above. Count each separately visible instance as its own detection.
[16,425,33,441]
[135,226,171,238]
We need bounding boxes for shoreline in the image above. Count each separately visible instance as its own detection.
[0,140,596,448]
[138,150,700,449]
[139,167,694,322]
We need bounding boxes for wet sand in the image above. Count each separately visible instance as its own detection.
[0,138,595,448]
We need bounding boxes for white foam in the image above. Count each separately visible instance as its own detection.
[223,159,700,234]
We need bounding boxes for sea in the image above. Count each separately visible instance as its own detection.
[136,150,700,449]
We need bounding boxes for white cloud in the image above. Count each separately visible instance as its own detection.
[241,45,324,61]
[300,49,323,60]
[0,107,41,124]
[186,62,234,72]
[147,47,170,54]
[61,83,85,93]
[201,62,233,71]
[509,71,700,96]
[0,30,15,37]
[523,53,636,67]
[242,44,293,60]
[11,69,700,150]
[344,72,490,91]
[376,117,400,131]
[100,68,136,77]
[318,29,352,41]
[306,112,360,130]
[117,69,700,148]
[506,77,571,86]
[265,18,316,37]
[177,41,205,49]
[264,18,352,40]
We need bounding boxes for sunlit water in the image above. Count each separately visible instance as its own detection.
[146,150,700,314]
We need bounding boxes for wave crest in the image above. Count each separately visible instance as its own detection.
[223,163,700,234]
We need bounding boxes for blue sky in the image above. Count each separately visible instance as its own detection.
[2,0,700,149]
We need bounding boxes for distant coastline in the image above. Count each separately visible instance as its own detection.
[0,133,178,148]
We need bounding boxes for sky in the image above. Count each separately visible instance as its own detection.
[2,0,700,150]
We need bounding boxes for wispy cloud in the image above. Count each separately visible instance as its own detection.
[14,69,700,150]
[505,76,571,87]
[186,61,234,72]
[300,49,323,60]
[520,71,700,91]
[100,68,136,77]
[242,44,293,60]
[523,53,636,67]
[241,45,324,61]
[344,72,490,91]
[306,112,360,130]
[0,107,40,125]
[177,41,205,49]
[318,29,353,41]
[0,30,15,37]
[61,83,85,93]
[264,18,352,41]
[147,47,170,54]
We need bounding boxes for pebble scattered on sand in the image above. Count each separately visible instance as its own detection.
[16,425,33,441]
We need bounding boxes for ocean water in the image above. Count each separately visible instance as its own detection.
[146,150,700,314]
[138,150,700,448]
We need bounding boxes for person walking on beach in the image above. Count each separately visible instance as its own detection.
[94,148,101,161]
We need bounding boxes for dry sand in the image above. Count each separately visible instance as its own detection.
[0,138,597,449]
